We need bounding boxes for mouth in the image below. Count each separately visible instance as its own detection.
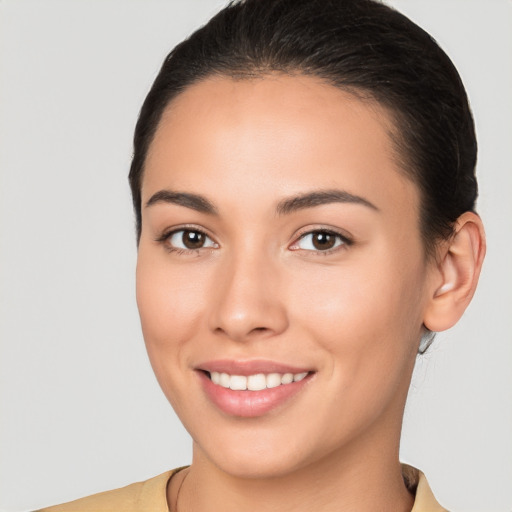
[197,360,314,417]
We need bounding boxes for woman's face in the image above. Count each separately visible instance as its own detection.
[136,75,435,477]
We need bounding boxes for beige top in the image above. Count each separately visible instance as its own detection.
[37,464,447,512]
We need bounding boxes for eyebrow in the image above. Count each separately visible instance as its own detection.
[144,188,378,216]
[276,189,379,215]
[145,190,218,215]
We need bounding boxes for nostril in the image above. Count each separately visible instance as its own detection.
[249,327,271,336]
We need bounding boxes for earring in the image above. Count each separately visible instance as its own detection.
[419,328,436,354]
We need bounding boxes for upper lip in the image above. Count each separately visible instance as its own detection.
[197,359,313,376]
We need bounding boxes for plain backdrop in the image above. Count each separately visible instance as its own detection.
[1,1,511,511]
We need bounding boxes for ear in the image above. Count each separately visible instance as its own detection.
[423,212,486,332]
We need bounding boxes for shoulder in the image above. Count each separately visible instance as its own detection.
[36,468,182,512]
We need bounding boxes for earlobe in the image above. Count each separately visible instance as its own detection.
[423,212,486,332]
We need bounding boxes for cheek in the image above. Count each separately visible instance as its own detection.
[135,248,209,380]
[283,256,426,444]
[287,249,426,380]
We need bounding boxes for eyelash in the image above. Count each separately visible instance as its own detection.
[155,226,218,256]
[155,226,353,256]
[290,228,353,256]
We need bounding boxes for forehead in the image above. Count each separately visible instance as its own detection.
[142,74,418,219]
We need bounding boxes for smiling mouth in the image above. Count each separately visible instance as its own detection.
[206,371,309,391]
[197,361,314,417]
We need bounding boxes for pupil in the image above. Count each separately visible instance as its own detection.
[313,232,335,250]
[183,230,204,249]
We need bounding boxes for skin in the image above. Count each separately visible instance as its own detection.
[136,74,485,512]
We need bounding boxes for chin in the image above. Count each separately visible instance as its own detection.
[190,421,328,480]
[201,448,307,480]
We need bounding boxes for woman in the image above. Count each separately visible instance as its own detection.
[36,0,487,510]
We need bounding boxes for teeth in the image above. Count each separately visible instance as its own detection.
[209,371,309,391]
[294,372,308,382]
[266,373,282,388]
[247,373,267,391]
[229,375,247,390]
[219,372,230,388]
[281,373,293,384]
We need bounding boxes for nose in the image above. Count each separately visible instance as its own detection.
[208,249,289,343]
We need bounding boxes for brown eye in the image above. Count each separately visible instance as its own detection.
[292,230,348,252]
[166,229,217,251]
[311,232,336,250]
[182,230,205,249]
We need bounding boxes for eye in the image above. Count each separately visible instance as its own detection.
[165,229,218,251]
[290,230,349,252]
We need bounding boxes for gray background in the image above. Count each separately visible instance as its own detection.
[1,1,511,511]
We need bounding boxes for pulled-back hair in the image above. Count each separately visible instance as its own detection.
[129,0,477,258]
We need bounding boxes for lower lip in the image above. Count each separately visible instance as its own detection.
[199,371,312,418]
